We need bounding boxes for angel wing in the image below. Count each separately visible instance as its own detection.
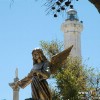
[50,45,73,74]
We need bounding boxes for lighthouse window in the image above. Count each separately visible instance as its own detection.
[67,14,78,21]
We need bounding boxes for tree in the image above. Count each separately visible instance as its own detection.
[40,40,100,99]
[40,40,63,59]
[54,57,87,99]
[42,0,100,17]
[85,67,100,97]
[40,40,87,99]
[11,0,100,17]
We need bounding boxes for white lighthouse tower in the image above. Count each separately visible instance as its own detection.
[9,68,20,100]
[61,7,83,58]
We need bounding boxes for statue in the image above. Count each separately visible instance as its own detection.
[14,45,73,100]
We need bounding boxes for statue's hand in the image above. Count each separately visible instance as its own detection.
[14,81,22,89]
[32,70,49,79]
[17,81,22,86]
[9,82,19,90]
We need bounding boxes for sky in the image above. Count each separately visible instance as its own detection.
[0,0,100,100]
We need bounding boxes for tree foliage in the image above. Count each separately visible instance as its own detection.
[40,40,87,99]
[85,67,100,96]
[42,0,100,17]
[54,57,87,99]
[10,0,100,16]
[40,40,100,99]
[40,40,63,59]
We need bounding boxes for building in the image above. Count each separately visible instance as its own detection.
[61,7,83,58]
[9,68,20,100]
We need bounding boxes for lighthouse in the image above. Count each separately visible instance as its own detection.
[61,7,83,58]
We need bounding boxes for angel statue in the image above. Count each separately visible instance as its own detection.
[14,45,73,100]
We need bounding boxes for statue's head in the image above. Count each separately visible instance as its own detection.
[32,48,47,64]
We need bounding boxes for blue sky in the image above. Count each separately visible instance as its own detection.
[0,0,100,100]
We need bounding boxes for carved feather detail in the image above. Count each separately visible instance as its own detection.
[50,45,73,74]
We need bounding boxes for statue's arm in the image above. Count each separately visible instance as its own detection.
[16,68,48,88]
[15,62,51,88]
[16,70,34,89]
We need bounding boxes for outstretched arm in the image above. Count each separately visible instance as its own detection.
[14,62,51,88]
[14,70,35,89]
